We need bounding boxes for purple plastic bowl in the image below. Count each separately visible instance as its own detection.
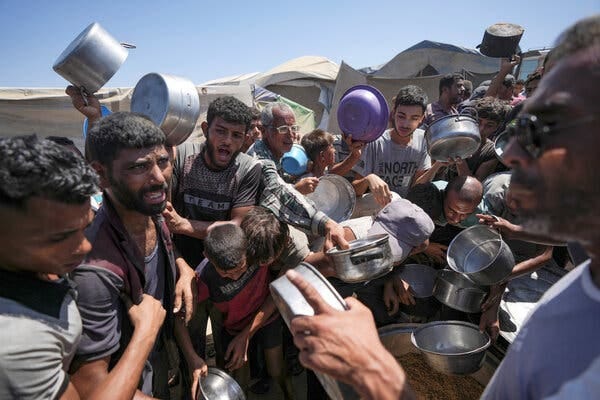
[337,85,389,142]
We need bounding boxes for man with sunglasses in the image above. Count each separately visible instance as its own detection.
[279,17,600,400]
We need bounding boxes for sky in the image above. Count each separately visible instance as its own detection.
[0,1,598,88]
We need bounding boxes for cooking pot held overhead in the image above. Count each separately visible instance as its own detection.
[477,23,525,58]
[425,107,481,161]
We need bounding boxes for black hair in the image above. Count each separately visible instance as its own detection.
[46,136,75,146]
[241,206,289,266]
[301,129,334,162]
[406,183,443,222]
[472,97,511,124]
[446,175,483,204]
[204,223,247,270]
[0,135,98,209]
[392,85,429,113]
[86,111,166,166]
[439,73,463,95]
[206,96,253,132]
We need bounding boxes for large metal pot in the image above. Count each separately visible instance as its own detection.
[53,22,130,94]
[411,321,491,375]
[395,264,441,317]
[131,73,201,146]
[424,108,481,161]
[326,234,393,283]
[433,269,488,313]
[196,367,245,400]
[306,174,356,223]
[270,263,357,400]
[447,225,515,286]
[477,23,525,58]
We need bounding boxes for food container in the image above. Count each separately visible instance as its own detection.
[425,108,481,161]
[395,264,441,317]
[447,225,515,286]
[53,22,130,94]
[282,144,309,175]
[411,321,491,375]
[305,174,356,223]
[477,23,525,58]
[131,73,201,146]
[337,85,389,143]
[196,367,245,400]
[326,234,394,283]
[433,269,488,313]
[493,129,510,162]
[270,263,356,400]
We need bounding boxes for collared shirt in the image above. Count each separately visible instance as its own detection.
[424,100,458,126]
[247,140,330,236]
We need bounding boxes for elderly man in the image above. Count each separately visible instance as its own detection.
[284,16,600,400]
[0,136,166,400]
[247,102,348,247]
[423,73,465,126]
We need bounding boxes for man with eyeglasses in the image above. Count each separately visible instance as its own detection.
[247,102,348,249]
[279,16,600,400]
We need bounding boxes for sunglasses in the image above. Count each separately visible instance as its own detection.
[506,113,596,158]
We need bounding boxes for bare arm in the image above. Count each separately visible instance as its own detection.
[163,204,254,239]
[485,56,520,98]
[173,256,196,324]
[352,172,392,207]
[70,294,165,400]
[478,214,567,245]
[330,138,364,177]
[174,317,207,400]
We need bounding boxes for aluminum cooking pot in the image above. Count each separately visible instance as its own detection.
[395,264,441,317]
[411,320,491,375]
[196,367,245,400]
[305,174,356,223]
[326,234,394,283]
[53,22,130,94]
[477,23,525,58]
[131,73,201,146]
[447,225,515,286]
[433,269,488,313]
[424,108,481,161]
[270,262,357,400]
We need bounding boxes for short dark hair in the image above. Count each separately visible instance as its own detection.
[46,136,75,146]
[446,175,483,204]
[392,85,429,113]
[86,112,165,166]
[525,70,542,86]
[206,96,252,131]
[0,135,98,209]
[204,223,247,270]
[241,206,289,266]
[300,129,334,162]
[472,97,511,124]
[439,73,463,95]
[406,183,443,221]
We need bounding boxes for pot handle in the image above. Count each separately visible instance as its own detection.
[349,248,384,265]
[120,42,137,49]
[459,106,479,120]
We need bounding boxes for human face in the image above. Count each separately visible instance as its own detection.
[204,116,246,169]
[106,146,172,216]
[448,79,465,104]
[243,118,262,151]
[0,198,93,276]
[503,50,600,239]
[264,107,297,159]
[478,117,499,140]
[392,105,425,137]
[320,144,336,168]
[525,78,540,97]
[214,258,248,281]
[444,190,477,226]
[498,84,514,101]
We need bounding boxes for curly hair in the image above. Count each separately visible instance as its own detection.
[472,97,511,124]
[393,85,429,113]
[204,223,247,270]
[206,96,253,131]
[300,129,334,162]
[0,135,98,209]
[86,112,165,166]
[241,206,289,266]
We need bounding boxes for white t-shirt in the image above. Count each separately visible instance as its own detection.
[352,129,431,197]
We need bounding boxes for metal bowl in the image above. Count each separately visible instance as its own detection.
[425,111,481,161]
[395,264,441,317]
[197,367,245,400]
[447,225,515,286]
[433,269,488,313]
[411,321,491,375]
[306,174,356,223]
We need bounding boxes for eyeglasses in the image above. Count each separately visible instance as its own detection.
[506,113,597,158]
[270,124,300,135]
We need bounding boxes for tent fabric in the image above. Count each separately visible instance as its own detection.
[253,85,316,135]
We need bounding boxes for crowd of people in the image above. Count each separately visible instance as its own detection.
[0,14,598,400]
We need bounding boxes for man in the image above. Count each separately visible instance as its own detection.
[247,102,348,247]
[485,56,520,102]
[352,85,432,205]
[423,73,465,126]
[0,136,166,400]
[241,106,262,153]
[524,70,542,98]
[67,112,199,399]
[285,17,600,400]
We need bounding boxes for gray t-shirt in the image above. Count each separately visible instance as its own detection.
[352,129,431,197]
